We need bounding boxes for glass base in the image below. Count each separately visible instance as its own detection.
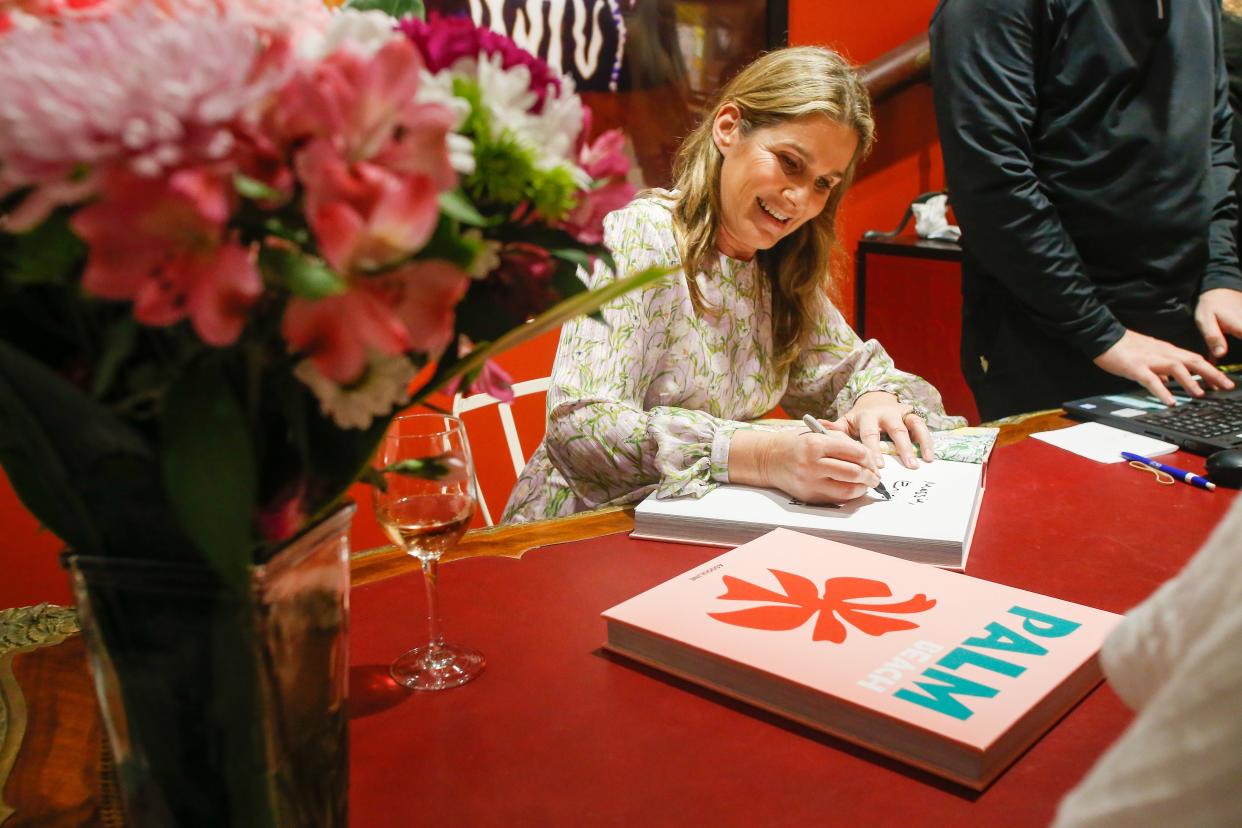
[390,644,485,691]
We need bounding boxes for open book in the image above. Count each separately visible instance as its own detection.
[633,456,986,569]
[603,529,1121,790]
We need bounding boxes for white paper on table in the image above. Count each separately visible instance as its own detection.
[1030,422,1178,463]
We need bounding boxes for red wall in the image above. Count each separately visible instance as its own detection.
[0,3,948,606]
[790,0,946,321]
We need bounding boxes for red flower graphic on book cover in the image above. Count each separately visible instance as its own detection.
[708,570,936,643]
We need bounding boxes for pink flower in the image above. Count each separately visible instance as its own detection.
[297,140,441,274]
[445,358,514,403]
[276,38,456,184]
[0,4,294,227]
[72,166,261,346]
[281,261,468,384]
[389,260,472,354]
[282,286,409,385]
[562,126,634,244]
[275,38,457,273]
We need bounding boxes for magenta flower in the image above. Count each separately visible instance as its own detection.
[72,166,261,346]
[398,13,562,112]
[481,243,558,324]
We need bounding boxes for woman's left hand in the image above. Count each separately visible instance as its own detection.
[832,391,934,469]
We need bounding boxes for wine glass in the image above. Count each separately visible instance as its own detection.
[372,413,485,691]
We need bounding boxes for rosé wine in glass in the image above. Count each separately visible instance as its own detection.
[372,414,484,691]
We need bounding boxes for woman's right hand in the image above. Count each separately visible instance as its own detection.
[728,428,880,504]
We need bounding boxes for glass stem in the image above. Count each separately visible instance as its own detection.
[421,555,445,663]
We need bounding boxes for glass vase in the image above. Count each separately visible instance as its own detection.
[63,503,355,828]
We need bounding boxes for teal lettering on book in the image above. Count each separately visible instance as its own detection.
[894,606,1084,720]
[937,646,1025,677]
[963,622,1048,656]
[893,668,999,720]
[1008,606,1081,639]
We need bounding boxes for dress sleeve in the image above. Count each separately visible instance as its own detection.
[542,203,743,507]
[779,292,967,430]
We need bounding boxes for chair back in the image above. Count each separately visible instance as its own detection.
[452,377,551,526]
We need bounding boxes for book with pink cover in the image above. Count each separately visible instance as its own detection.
[602,529,1121,789]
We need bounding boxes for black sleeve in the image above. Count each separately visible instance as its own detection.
[1203,5,1242,294]
[930,0,1126,358]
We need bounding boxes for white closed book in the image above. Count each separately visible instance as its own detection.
[632,458,987,569]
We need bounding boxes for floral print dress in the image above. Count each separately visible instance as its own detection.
[501,194,965,524]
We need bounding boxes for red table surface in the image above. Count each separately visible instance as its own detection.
[348,439,1236,827]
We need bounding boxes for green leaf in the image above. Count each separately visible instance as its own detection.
[550,258,588,301]
[259,247,346,300]
[161,361,257,589]
[345,0,424,18]
[548,247,595,271]
[232,173,283,203]
[358,466,388,492]
[0,210,87,288]
[91,316,138,398]
[262,217,310,246]
[438,190,490,226]
[418,217,482,271]
[383,455,455,481]
[413,264,671,401]
[0,339,187,559]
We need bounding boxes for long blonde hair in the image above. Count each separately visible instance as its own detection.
[668,46,875,369]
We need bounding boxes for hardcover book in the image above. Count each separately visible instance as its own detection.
[632,456,986,568]
[602,529,1121,789]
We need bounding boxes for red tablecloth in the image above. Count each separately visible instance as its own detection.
[348,438,1235,827]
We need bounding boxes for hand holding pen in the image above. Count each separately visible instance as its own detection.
[803,415,892,500]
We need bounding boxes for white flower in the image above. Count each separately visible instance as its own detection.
[417,68,475,174]
[527,83,587,181]
[297,8,397,60]
[295,352,416,430]
[468,54,586,181]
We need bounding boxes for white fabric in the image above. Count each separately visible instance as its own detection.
[1053,496,1242,827]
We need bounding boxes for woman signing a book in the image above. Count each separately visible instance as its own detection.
[502,46,964,524]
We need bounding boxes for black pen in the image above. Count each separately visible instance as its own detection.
[801,414,891,500]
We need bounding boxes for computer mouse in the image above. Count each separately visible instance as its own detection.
[1205,449,1242,489]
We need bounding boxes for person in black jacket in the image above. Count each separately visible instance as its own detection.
[930,0,1242,420]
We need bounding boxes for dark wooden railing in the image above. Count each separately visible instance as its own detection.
[859,33,931,103]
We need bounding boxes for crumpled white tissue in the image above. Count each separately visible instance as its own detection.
[912,194,961,242]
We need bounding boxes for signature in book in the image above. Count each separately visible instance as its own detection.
[708,570,936,644]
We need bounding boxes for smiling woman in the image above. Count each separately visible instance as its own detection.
[501,46,967,525]
[714,111,857,260]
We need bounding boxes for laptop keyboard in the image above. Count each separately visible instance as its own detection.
[1134,398,1242,439]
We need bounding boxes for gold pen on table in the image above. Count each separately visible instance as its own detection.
[801,414,891,500]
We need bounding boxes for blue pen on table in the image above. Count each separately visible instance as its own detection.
[1121,451,1216,492]
[801,414,891,500]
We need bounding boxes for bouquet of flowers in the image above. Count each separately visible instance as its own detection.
[0,0,654,584]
